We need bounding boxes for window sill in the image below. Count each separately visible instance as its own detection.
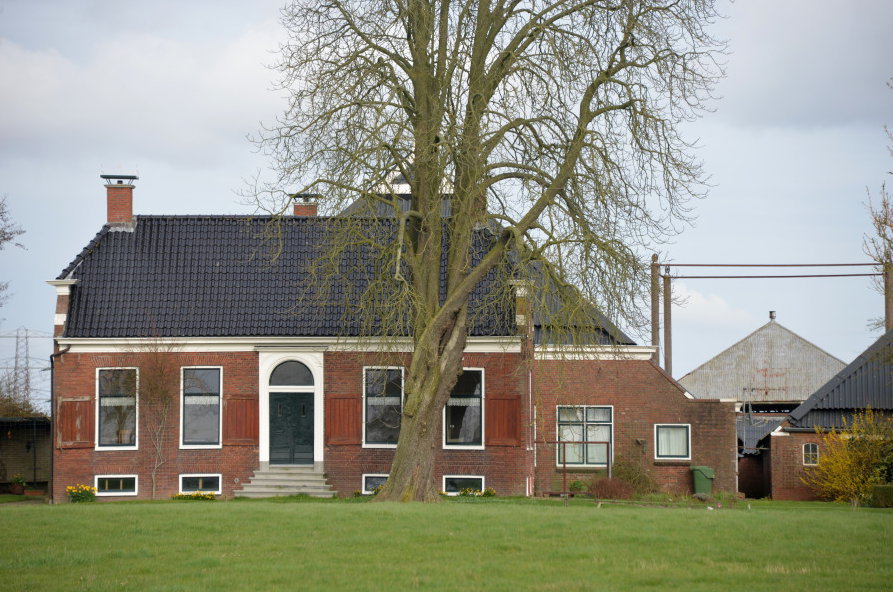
[653,459,691,466]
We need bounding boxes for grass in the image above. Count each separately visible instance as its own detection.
[2,496,892,591]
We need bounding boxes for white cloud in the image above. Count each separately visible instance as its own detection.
[672,282,756,328]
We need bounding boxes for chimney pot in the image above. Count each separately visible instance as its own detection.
[292,193,319,217]
[769,310,776,320]
[101,174,138,224]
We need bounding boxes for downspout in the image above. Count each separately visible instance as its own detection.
[49,344,71,504]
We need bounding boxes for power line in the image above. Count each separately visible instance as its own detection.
[671,273,882,279]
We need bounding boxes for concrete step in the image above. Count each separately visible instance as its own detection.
[235,465,336,499]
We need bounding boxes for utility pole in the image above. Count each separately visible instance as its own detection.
[650,254,661,366]
[663,266,672,377]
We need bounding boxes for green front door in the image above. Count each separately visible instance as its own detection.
[269,392,313,465]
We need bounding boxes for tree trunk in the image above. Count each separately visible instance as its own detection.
[374,307,469,502]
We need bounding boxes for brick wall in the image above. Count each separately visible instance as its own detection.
[769,430,822,500]
[322,350,533,496]
[531,359,737,495]
[52,350,260,501]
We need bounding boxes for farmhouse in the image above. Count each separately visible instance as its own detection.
[770,328,893,500]
[48,176,735,501]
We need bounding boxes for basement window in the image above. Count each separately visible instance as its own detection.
[180,474,222,495]
[362,474,388,495]
[803,443,819,466]
[95,475,138,496]
[442,475,485,495]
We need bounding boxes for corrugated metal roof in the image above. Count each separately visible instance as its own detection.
[737,416,784,455]
[788,329,893,430]
[678,319,845,402]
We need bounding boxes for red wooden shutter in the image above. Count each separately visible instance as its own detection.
[57,398,93,448]
[223,397,258,445]
[486,395,520,446]
[326,396,360,445]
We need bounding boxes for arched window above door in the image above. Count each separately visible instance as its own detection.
[269,361,314,386]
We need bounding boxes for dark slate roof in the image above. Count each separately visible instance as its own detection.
[787,329,893,430]
[58,216,512,338]
[737,416,784,456]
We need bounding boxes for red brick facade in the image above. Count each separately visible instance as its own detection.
[51,346,736,501]
[769,430,823,500]
[532,359,737,494]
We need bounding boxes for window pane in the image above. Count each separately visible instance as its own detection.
[445,371,482,445]
[183,397,220,445]
[365,369,402,444]
[558,407,583,422]
[270,361,314,386]
[98,369,137,447]
[445,401,482,445]
[183,369,221,445]
[97,476,136,494]
[365,369,402,396]
[586,425,610,464]
[184,369,220,394]
[99,369,136,396]
[587,407,611,423]
[558,424,583,464]
[657,425,689,458]
[181,475,220,493]
[363,475,388,493]
[444,477,483,493]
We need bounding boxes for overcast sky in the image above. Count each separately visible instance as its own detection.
[1,0,891,409]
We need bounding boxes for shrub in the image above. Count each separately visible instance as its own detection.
[589,477,635,500]
[611,458,659,495]
[870,484,893,508]
[66,484,97,503]
[569,480,586,492]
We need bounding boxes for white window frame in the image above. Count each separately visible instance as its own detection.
[362,366,404,449]
[95,474,139,497]
[555,405,613,467]
[361,473,389,495]
[179,473,223,495]
[803,442,819,466]
[95,367,139,451]
[442,368,485,450]
[179,366,224,450]
[442,475,485,496]
[654,423,691,460]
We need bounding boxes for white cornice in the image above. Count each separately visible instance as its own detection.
[53,335,522,354]
[534,345,657,361]
[47,279,78,296]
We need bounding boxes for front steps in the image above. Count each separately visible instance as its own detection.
[235,465,336,498]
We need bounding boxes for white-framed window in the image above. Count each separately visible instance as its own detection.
[95,474,138,496]
[556,406,612,466]
[179,474,222,495]
[96,368,138,450]
[803,442,819,466]
[442,475,485,495]
[655,424,691,460]
[363,367,403,447]
[361,474,389,494]
[443,369,484,449]
[180,367,223,448]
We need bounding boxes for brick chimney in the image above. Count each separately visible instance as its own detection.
[292,193,319,217]
[100,174,138,224]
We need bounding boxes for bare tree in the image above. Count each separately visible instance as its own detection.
[136,342,179,500]
[864,78,893,331]
[0,195,25,310]
[258,0,723,501]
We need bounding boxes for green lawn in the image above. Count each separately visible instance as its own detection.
[2,497,891,591]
